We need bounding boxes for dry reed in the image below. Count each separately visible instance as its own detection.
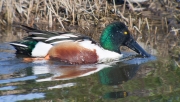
[0,0,136,28]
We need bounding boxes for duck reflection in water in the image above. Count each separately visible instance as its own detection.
[33,60,140,82]
[32,56,154,99]
[33,63,110,82]
[99,63,139,85]
[99,63,140,99]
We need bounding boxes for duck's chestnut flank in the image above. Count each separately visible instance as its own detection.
[48,42,98,64]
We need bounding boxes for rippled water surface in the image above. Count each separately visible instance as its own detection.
[0,27,180,102]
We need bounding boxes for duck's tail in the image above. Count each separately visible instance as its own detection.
[10,39,38,56]
[10,39,52,57]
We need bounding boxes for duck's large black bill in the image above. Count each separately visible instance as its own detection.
[124,37,150,57]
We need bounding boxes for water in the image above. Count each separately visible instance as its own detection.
[0,27,180,102]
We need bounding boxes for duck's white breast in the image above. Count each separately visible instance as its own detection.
[78,40,123,63]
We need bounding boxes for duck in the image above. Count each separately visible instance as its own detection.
[10,22,150,64]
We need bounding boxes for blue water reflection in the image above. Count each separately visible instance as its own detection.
[0,76,37,84]
[0,93,45,102]
[0,86,16,91]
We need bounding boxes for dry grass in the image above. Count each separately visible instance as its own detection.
[0,0,149,30]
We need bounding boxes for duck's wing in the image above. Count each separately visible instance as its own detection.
[19,25,97,44]
[10,25,98,57]
[10,25,97,54]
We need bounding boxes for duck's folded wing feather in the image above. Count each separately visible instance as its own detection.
[18,25,97,44]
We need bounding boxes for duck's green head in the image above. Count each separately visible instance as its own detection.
[100,22,150,57]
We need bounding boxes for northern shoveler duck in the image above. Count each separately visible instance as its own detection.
[10,22,150,64]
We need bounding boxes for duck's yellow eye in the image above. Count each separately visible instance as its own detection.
[124,31,128,34]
